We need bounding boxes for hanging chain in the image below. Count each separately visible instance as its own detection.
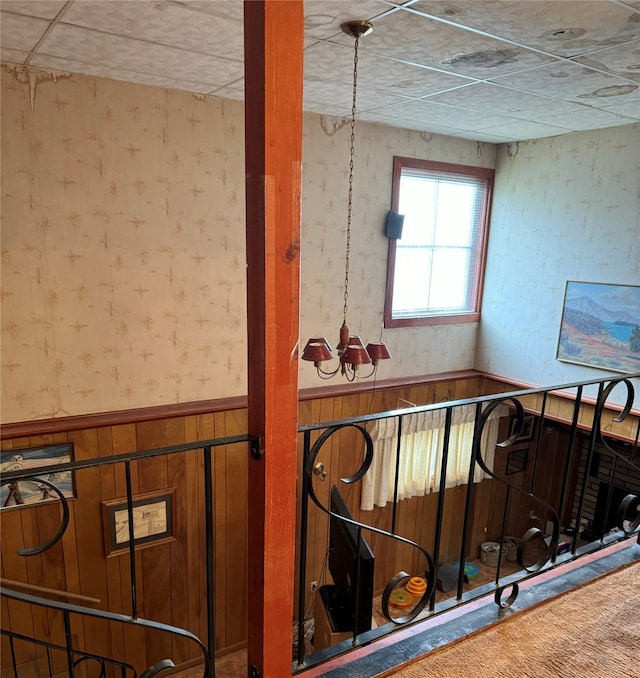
[343,34,360,324]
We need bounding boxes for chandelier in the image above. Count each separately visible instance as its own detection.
[301,20,391,381]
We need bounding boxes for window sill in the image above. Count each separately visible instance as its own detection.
[384,312,480,328]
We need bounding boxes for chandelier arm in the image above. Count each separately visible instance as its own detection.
[354,365,377,379]
[344,367,357,383]
[317,363,342,378]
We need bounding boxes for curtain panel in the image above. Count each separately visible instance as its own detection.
[361,404,508,511]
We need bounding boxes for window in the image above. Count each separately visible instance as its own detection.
[384,157,494,327]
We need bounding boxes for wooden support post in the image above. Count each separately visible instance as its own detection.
[244,2,303,677]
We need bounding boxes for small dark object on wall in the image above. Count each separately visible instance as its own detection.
[385,210,404,239]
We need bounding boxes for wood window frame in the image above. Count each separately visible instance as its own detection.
[384,156,494,328]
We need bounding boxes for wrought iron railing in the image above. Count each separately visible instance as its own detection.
[294,372,640,670]
[1,434,255,678]
[1,373,639,677]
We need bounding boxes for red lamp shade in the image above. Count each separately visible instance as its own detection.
[346,335,366,348]
[302,339,333,363]
[342,344,371,366]
[308,336,333,351]
[366,342,391,364]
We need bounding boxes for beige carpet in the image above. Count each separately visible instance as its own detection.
[389,562,640,678]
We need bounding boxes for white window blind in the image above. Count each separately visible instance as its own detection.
[360,404,508,511]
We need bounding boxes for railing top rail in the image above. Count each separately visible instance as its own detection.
[2,432,255,483]
[297,372,640,433]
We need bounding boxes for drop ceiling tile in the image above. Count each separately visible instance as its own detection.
[0,11,50,51]
[536,106,637,130]
[424,82,591,118]
[409,0,640,58]
[1,0,637,144]
[363,97,437,119]
[29,53,218,94]
[208,80,244,101]
[302,0,400,39]
[1,47,29,65]
[304,40,361,87]
[305,40,471,98]
[178,0,318,48]
[573,38,640,82]
[477,119,574,141]
[372,65,471,97]
[62,0,244,61]
[490,61,640,105]
[1,1,66,20]
[304,77,401,113]
[303,99,351,119]
[449,130,513,144]
[166,0,244,22]
[594,99,640,118]
[361,111,463,135]
[303,78,353,116]
[368,97,523,131]
[39,23,243,86]
[334,6,556,79]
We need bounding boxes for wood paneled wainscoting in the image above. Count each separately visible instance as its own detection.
[0,372,483,675]
[2,370,638,676]
[1,409,251,676]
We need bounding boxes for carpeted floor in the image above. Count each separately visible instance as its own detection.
[389,561,640,678]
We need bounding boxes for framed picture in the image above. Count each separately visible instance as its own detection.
[509,414,537,443]
[556,281,640,373]
[102,489,175,557]
[1,443,74,510]
[505,447,528,475]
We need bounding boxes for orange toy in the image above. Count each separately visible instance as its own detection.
[389,588,414,608]
[405,576,427,596]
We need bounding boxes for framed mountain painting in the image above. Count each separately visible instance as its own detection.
[556,281,640,373]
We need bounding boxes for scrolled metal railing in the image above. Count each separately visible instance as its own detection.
[473,397,560,574]
[294,372,640,670]
[1,624,140,678]
[1,373,638,676]
[0,432,256,678]
[301,424,436,639]
[1,587,196,677]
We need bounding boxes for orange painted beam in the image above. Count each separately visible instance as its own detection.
[244,2,303,677]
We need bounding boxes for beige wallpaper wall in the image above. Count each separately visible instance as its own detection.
[477,123,640,410]
[1,66,495,423]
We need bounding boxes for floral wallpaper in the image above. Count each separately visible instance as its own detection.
[1,65,495,423]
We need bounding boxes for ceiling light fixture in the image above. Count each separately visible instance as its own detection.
[302,20,391,382]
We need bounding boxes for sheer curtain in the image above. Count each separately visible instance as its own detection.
[360,404,508,511]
